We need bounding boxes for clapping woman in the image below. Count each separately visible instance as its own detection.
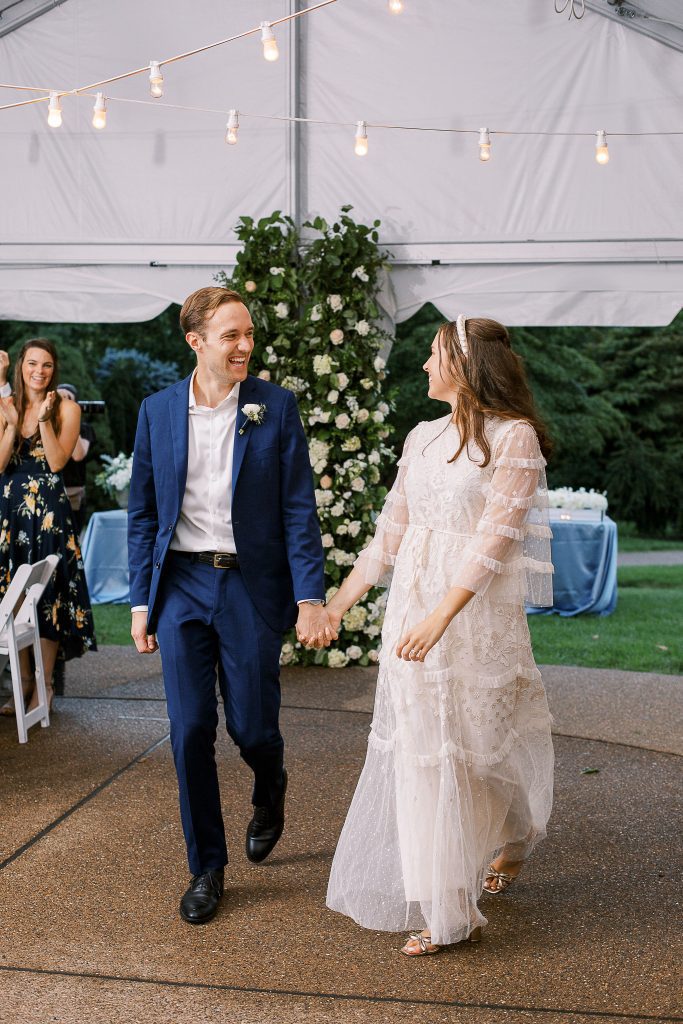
[0,339,96,716]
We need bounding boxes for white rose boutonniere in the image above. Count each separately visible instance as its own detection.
[239,403,267,435]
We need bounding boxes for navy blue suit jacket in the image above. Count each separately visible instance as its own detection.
[127,373,325,634]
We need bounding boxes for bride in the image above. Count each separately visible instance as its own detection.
[325,315,555,956]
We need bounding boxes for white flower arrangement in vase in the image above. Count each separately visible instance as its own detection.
[547,486,608,520]
[96,452,133,508]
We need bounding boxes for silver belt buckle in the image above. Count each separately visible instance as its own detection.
[213,552,230,569]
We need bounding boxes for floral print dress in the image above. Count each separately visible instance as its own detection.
[0,435,96,660]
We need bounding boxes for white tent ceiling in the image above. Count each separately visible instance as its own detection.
[1,0,682,325]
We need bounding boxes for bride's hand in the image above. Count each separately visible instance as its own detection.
[396,610,451,663]
[324,602,344,635]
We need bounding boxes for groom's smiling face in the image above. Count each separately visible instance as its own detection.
[190,300,255,386]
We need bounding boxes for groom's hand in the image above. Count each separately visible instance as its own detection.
[131,611,159,654]
[296,604,338,649]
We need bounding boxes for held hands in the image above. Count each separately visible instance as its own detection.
[131,610,159,654]
[296,604,338,649]
[396,609,451,663]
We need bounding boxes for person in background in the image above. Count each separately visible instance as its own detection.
[57,384,96,537]
[0,339,96,716]
[0,350,11,399]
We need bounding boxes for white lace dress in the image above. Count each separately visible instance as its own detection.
[326,415,555,945]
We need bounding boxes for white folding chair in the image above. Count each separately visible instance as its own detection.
[0,554,60,744]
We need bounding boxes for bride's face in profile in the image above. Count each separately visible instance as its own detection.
[423,331,459,405]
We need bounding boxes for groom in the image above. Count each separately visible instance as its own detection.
[128,286,334,924]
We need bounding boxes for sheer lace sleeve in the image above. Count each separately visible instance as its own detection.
[353,425,418,587]
[453,420,554,606]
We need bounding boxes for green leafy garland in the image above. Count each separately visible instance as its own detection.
[218,206,394,666]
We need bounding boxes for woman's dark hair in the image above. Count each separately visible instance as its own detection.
[13,338,62,444]
[437,317,552,465]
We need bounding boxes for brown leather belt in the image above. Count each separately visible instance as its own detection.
[174,551,239,569]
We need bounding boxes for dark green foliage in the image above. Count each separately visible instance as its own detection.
[96,349,179,454]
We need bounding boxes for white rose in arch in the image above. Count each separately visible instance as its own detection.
[360,378,374,390]
[335,413,351,429]
[346,646,363,661]
[327,649,349,668]
[327,294,344,312]
[330,329,344,345]
[321,533,334,548]
[347,520,362,537]
[257,369,271,381]
[245,280,257,293]
[327,389,339,404]
[337,372,349,390]
[274,302,289,319]
[351,265,369,283]
[354,320,370,337]
[270,266,285,276]
[374,356,386,372]
[368,450,380,464]
[351,477,365,492]
[310,304,323,321]
[355,408,370,423]
[373,410,385,423]
[378,402,390,415]
[368,649,379,663]
[319,475,333,489]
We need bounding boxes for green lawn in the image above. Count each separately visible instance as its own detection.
[528,566,683,674]
[617,537,683,553]
[92,565,683,675]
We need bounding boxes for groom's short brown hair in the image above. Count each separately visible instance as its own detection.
[180,286,244,337]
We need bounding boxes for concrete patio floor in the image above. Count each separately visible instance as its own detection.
[0,649,681,1024]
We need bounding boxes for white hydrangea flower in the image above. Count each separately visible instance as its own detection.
[374,356,386,372]
[368,450,380,465]
[327,649,349,668]
[351,477,365,492]
[310,304,323,322]
[327,294,344,312]
[342,436,361,452]
[337,372,349,390]
[327,389,339,405]
[346,395,359,413]
[354,320,370,337]
[330,329,344,345]
[330,502,344,516]
[366,624,381,638]
[274,302,289,319]
[309,439,330,474]
[313,354,332,376]
[335,413,351,429]
[360,378,374,390]
[351,265,369,282]
[326,585,339,601]
[336,523,348,535]
[346,645,363,661]
[280,642,295,666]
[343,606,367,631]
[347,520,362,537]
[315,489,334,507]
[270,266,285,275]
[355,408,370,423]
[321,533,334,548]
[281,376,306,393]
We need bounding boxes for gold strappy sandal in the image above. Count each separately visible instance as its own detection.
[400,925,482,957]
[483,864,516,894]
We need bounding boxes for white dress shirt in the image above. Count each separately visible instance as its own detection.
[170,370,239,554]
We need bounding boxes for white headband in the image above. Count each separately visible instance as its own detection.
[455,314,468,357]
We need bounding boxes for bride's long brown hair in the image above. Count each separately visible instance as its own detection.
[437,318,552,466]
[12,338,62,444]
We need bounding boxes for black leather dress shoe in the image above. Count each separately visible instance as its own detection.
[179,868,224,925]
[246,770,288,864]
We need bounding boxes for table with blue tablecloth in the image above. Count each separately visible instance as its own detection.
[81,509,618,616]
[81,509,129,604]
[527,513,618,617]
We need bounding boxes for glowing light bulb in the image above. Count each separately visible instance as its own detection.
[149,61,164,99]
[260,22,279,62]
[92,92,107,130]
[595,129,609,165]
[225,109,239,145]
[354,120,368,157]
[388,0,404,11]
[47,92,62,129]
[478,127,491,162]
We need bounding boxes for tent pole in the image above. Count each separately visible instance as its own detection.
[286,0,303,230]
